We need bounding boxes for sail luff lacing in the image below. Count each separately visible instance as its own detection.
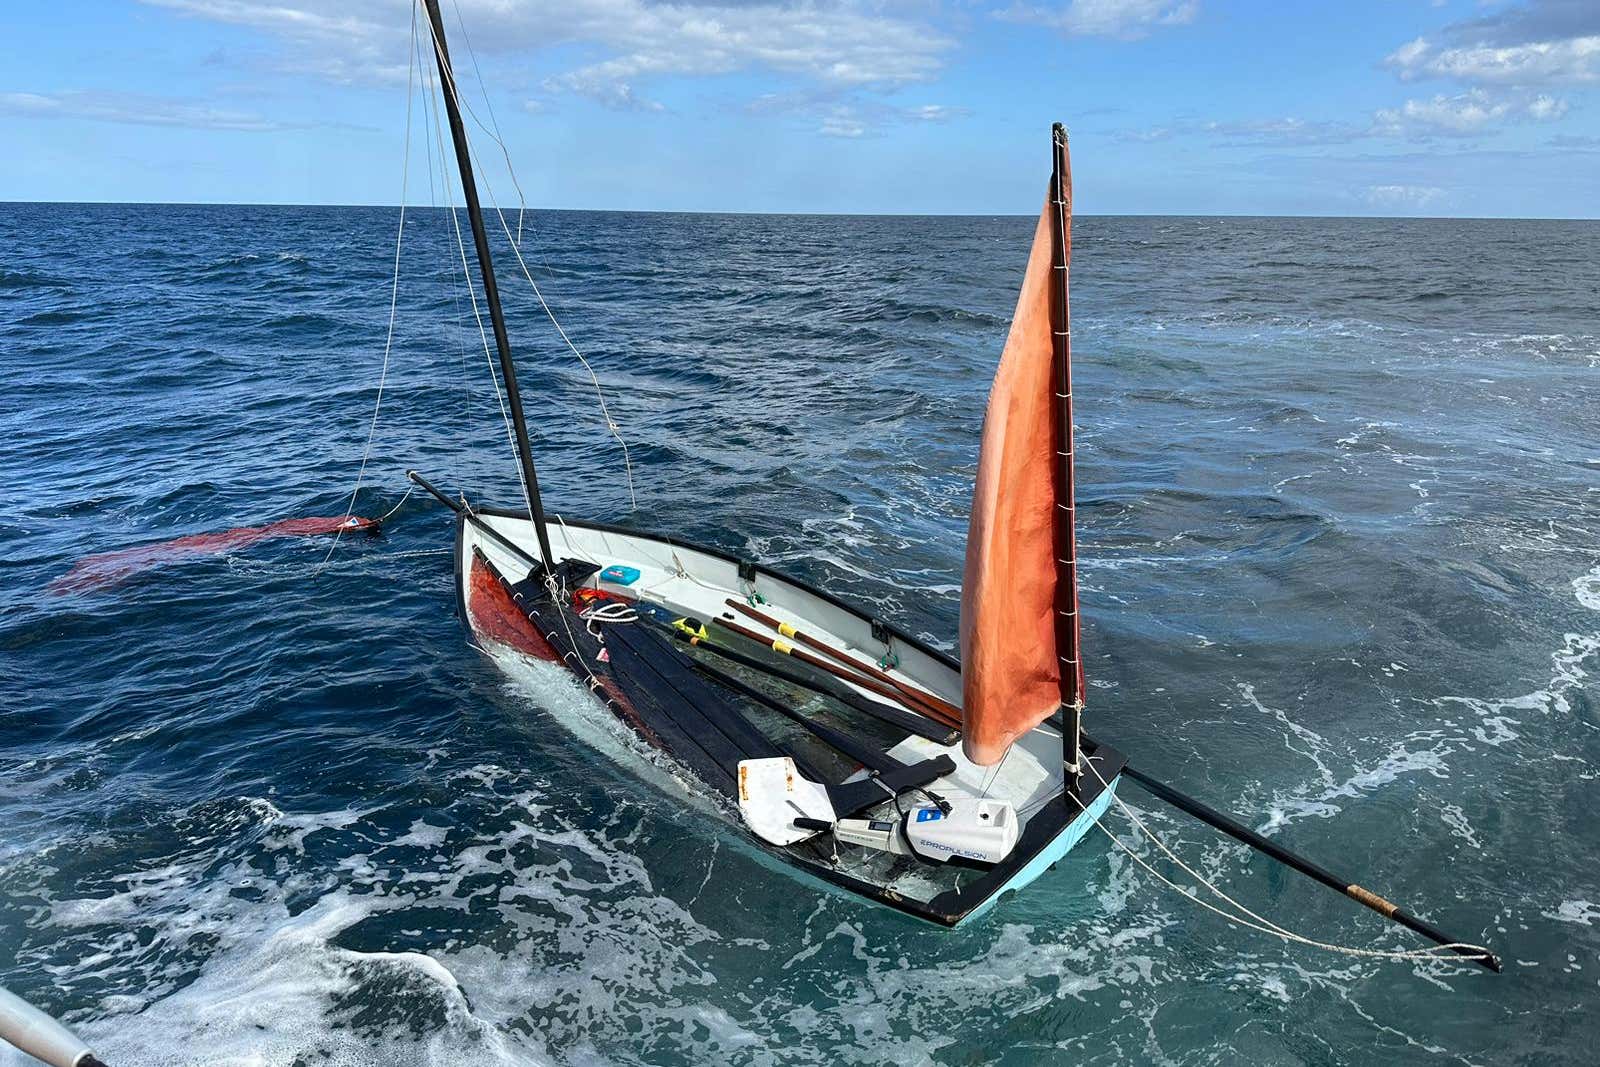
[1051,131,1083,711]
[1049,127,1086,782]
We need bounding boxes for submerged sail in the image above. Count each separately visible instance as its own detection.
[961,128,1083,766]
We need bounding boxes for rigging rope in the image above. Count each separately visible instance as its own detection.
[418,13,534,520]
[315,0,419,575]
[414,16,478,439]
[424,4,639,512]
[448,0,527,247]
[1072,759,1494,967]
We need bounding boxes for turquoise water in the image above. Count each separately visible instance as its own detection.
[2,205,1598,1064]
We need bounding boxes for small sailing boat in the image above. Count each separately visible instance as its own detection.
[403,0,1501,963]
[408,0,1113,926]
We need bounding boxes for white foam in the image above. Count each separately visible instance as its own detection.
[1543,900,1600,927]
[1574,566,1600,612]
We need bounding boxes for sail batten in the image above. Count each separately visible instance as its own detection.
[960,125,1083,767]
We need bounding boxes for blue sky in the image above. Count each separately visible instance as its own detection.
[3,0,1599,216]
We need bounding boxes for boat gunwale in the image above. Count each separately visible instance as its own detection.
[467,504,963,674]
[449,504,1123,927]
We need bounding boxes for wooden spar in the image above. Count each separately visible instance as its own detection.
[723,599,966,724]
[1049,123,1084,775]
[420,0,555,571]
[685,657,905,774]
[407,469,462,512]
[1123,765,1503,972]
[664,626,960,745]
[712,615,962,729]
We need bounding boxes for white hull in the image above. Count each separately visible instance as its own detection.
[453,506,1122,925]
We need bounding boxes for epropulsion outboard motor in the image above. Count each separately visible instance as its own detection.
[801,796,1019,865]
[738,756,1019,866]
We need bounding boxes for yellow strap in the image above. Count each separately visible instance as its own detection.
[777,622,797,638]
[772,638,794,655]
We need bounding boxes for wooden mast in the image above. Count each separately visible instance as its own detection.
[1048,123,1085,774]
[421,0,556,571]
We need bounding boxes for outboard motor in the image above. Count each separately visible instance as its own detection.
[828,796,1019,865]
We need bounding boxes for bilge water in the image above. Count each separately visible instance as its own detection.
[2,205,1598,1064]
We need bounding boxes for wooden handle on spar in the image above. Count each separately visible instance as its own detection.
[722,599,965,724]
[711,616,961,729]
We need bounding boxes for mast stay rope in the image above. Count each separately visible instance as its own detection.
[1072,759,1496,968]
[428,0,639,512]
[316,0,421,574]
[419,13,533,519]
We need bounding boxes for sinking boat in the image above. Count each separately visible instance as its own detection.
[402,0,1112,928]
[397,0,1499,963]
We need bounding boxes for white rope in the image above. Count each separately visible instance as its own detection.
[478,164,639,511]
[447,0,527,247]
[1074,759,1494,967]
[414,17,477,436]
[418,12,532,519]
[374,483,416,525]
[581,601,638,625]
[415,10,620,692]
[427,7,639,512]
[314,1,418,575]
[552,512,603,567]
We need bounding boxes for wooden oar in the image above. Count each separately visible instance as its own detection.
[1123,765,1502,972]
[658,622,959,745]
[712,615,960,729]
[686,657,904,774]
[723,599,965,725]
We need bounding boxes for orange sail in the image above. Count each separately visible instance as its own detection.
[960,127,1083,766]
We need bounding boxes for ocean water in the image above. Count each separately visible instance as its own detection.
[2,204,1597,1065]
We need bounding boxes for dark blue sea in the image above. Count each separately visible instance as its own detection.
[2,204,1597,1065]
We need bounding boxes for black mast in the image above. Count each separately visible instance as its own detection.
[1049,123,1084,775]
[422,0,555,571]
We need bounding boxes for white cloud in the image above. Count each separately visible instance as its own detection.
[144,0,952,102]
[1364,184,1445,211]
[1117,115,1364,146]
[1527,92,1570,119]
[0,89,298,131]
[753,92,969,138]
[1372,88,1568,137]
[820,109,868,138]
[999,0,1198,40]
[1385,1,1600,86]
[1387,33,1600,85]
[907,104,963,123]
[1374,90,1512,135]
[1201,116,1367,146]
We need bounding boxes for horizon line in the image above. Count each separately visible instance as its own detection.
[1,199,1597,223]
